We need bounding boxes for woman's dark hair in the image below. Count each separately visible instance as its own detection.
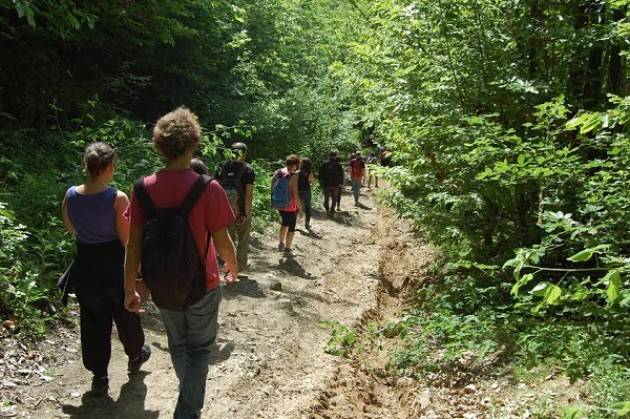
[286,154,300,168]
[84,142,116,177]
[190,158,209,175]
[300,157,312,173]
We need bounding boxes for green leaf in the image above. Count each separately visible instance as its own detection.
[567,244,610,262]
[511,273,533,296]
[562,406,584,419]
[605,270,622,304]
[612,401,630,416]
[530,282,549,296]
[545,284,562,305]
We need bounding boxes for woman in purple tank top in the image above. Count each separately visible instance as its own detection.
[61,143,150,396]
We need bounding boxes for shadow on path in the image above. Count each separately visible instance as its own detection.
[296,227,323,239]
[277,257,314,279]
[222,277,266,299]
[62,372,159,419]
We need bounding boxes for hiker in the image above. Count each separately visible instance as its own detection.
[366,152,379,189]
[298,157,315,229]
[124,107,238,419]
[190,157,209,175]
[349,151,366,206]
[217,142,255,272]
[380,146,392,167]
[271,154,303,256]
[318,151,344,217]
[61,142,150,396]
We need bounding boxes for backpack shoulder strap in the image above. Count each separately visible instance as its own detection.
[180,175,212,216]
[133,178,157,220]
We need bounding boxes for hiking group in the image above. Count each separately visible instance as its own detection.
[59,106,383,419]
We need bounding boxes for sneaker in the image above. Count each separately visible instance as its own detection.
[305,223,312,230]
[277,242,285,252]
[283,248,294,258]
[90,376,109,396]
[128,345,151,374]
[240,261,252,272]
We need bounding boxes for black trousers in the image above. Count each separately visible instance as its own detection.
[324,186,341,213]
[299,190,312,226]
[71,240,145,378]
[76,285,144,377]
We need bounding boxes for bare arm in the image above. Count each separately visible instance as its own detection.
[61,196,76,235]
[213,228,238,282]
[115,191,130,246]
[244,183,253,217]
[309,172,315,184]
[124,225,143,312]
[291,175,303,212]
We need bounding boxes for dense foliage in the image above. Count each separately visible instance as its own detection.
[330,0,629,416]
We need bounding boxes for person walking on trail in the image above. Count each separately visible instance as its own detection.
[61,142,150,396]
[271,154,303,256]
[318,151,344,217]
[217,142,255,272]
[350,151,366,206]
[124,107,238,419]
[190,158,209,175]
[298,157,315,229]
[366,152,379,189]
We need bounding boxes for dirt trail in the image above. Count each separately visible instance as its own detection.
[309,207,435,419]
[17,190,396,419]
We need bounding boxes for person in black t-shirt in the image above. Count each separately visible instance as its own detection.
[318,151,344,217]
[218,143,256,272]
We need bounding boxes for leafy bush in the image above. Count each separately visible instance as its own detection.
[322,320,357,358]
[0,203,54,334]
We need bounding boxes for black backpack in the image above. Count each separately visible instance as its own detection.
[218,161,247,216]
[133,175,212,311]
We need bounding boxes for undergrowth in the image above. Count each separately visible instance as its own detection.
[381,258,629,417]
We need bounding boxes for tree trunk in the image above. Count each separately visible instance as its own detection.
[581,2,605,109]
[607,8,625,95]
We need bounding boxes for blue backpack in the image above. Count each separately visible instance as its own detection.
[271,170,291,209]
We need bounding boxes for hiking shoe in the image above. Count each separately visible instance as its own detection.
[90,376,109,396]
[305,224,312,230]
[277,242,285,252]
[283,248,294,258]
[128,345,151,374]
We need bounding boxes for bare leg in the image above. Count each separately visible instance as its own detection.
[279,225,288,245]
[285,231,295,249]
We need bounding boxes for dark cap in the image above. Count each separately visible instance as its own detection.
[231,142,248,152]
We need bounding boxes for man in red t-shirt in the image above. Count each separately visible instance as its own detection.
[124,107,238,419]
[349,151,366,206]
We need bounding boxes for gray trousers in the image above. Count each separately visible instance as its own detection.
[159,288,221,419]
[351,180,362,203]
[228,214,251,271]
